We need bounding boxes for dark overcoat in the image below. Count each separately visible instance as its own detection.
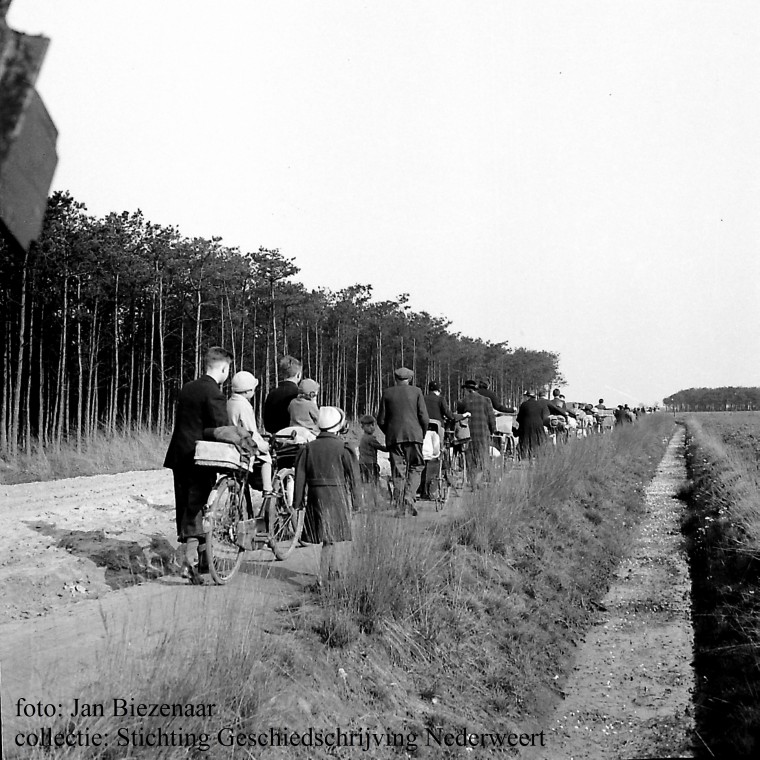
[164,374,229,540]
[516,398,549,457]
[424,392,463,424]
[263,380,299,434]
[376,384,429,445]
[457,391,496,465]
[293,432,360,544]
[164,375,229,469]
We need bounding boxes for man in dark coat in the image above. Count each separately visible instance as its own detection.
[424,380,465,426]
[457,380,496,476]
[164,346,232,584]
[420,381,467,499]
[376,367,429,516]
[516,390,549,460]
[293,406,361,584]
[263,355,302,434]
[477,380,515,413]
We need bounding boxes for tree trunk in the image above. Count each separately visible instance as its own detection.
[87,300,99,439]
[194,286,202,377]
[76,276,83,452]
[157,276,166,433]
[0,323,9,453]
[54,274,69,447]
[110,273,120,434]
[37,303,46,447]
[353,327,359,420]
[10,247,30,455]
[148,289,156,432]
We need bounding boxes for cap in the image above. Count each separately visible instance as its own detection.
[394,367,414,380]
[462,379,478,390]
[230,371,258,393]
[428,381,441,392]
[317,406,347,433]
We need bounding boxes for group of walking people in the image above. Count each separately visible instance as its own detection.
[164,349,360,586]
[165,347,630,586]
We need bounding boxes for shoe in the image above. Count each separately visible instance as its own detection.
[411,507,418,517]
[181,563,206,586]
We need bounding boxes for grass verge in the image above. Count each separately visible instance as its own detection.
[0,429,168,484]
[306,415,674,754]
[679,413,760,758]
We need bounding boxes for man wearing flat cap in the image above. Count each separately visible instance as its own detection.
[376,367,429,516]
[457,379,497,479]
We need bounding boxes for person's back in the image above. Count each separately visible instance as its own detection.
[424,391,447,423]
[477,384,514,414]
[164,346,232,584]
[263,355,302,434]
[164,375,228,470]
[457,390,495,445]
[378,384,428,444]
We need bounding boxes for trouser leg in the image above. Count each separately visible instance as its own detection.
[172,468,190,542]
[388,448,408,512]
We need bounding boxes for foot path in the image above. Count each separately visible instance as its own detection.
[534,428,695,759]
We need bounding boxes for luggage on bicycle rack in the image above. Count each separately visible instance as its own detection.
[454,419,470,441]
[194,441,247,470]
[274,442,301,470]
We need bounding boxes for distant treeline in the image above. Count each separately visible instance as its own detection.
[663,387,760,412]
[0,191,561,455]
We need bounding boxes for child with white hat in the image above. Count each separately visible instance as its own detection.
[227,371,272,496]
[292,406,362,585]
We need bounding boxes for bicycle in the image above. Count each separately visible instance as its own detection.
[444,429,468,493]
[195,434,305,585]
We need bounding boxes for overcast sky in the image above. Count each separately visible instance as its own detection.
[10,0,760,406]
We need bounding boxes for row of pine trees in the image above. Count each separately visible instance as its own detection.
[0,191,562,456]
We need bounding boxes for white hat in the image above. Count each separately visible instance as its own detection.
[231,371,258,393]
[317,406,346,433]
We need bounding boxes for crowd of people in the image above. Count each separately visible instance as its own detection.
[164,348,645,586]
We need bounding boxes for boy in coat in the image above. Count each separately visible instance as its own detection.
[164,346,232,584]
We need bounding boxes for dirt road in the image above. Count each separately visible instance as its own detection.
[540,429,695,758]
[0,469,328,732]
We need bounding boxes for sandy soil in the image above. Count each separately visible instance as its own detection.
[0,469,328,732]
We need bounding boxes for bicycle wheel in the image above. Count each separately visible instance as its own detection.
[450,448,467,492]
[434,465,449,511]
[204,475,246,585]
[268,468,305,560]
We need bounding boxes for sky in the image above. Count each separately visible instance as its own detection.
[8,0,760,406]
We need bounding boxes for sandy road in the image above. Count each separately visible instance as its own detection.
[0,469,329,732]
[0,464,450,738]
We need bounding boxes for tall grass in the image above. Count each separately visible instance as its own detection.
[680,412,760,757]
[0,428,168,484]
[14,591,302,760]
[314,415,675,734]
